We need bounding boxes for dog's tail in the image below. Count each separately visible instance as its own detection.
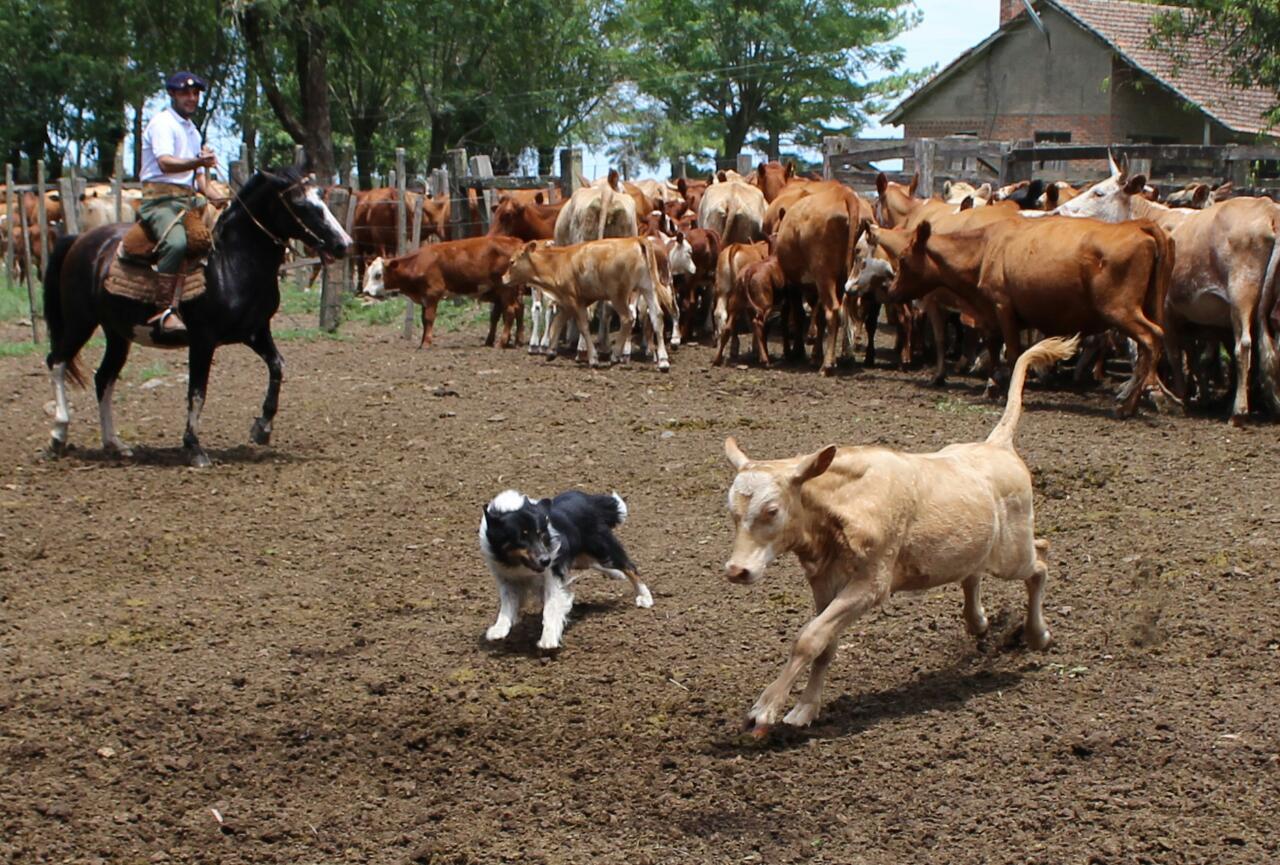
[605,491,629,528]
[987,335,1080,448]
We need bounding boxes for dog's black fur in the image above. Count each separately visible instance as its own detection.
[481,490,636,580]
[479,489,652,650]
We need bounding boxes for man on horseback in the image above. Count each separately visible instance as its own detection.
[138,70,227,335]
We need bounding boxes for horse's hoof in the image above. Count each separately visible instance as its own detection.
[187,449,212,469]
[1229,413,1247,428]
[104,441,134,459]
[48,437,67,458]
[250,419,272,446]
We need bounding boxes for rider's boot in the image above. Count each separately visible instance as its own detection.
[148,271,187,335]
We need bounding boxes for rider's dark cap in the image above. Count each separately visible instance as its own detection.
[165,71,207,92]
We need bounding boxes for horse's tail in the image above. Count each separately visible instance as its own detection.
[43,234,87,387]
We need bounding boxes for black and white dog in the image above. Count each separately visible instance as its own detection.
[479,489,654,650]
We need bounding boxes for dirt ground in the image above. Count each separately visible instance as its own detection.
[0,312,1277,865]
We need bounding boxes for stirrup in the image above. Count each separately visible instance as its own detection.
[148,307,187,334]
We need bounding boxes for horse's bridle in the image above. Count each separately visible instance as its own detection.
[228,176,333,252]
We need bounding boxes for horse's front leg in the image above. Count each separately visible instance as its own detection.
[247,328,284,446]
[183,341,215,468]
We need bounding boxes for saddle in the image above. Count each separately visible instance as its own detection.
[104,257,207,305]
[120,206,213,264]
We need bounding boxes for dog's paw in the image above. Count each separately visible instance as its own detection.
[635,587,654,608]
[535,636,562,651]
[485,623,511,641]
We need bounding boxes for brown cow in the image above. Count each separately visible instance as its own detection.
[675,226,721,344]
[713,255,788,366]
[361,236,526,349]
[712,241,770,353]
[352,187,451,280]
[488,194,564,241]
[753,160,796,203]
[773,184,874,374]
[502,237,674,370]
[721,336,1077,737]
[879,215,1171,417]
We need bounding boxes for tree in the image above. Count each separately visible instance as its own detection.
[1153,3,1280,128]
[620,0,921,166]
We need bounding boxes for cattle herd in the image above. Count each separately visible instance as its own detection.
[346,156,1280,426]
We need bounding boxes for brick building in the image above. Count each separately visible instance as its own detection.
[884,0,1276,146]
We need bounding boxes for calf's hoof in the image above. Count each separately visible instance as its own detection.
[1025,626,1052,651]
[783,702,819,728]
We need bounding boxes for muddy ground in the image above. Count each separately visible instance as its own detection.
[0,311,1277,865]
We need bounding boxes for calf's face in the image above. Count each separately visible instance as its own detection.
[665,233,696,276]
[501,242,540,286]
[723,438,836,585]
[362,257,387,296]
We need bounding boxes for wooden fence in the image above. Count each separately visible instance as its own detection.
[823,137,1280,198]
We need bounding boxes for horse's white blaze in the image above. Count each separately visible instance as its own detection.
[305,186,353,247]
[50,363,70,443]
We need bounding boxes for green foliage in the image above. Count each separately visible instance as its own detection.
[1152,2,1280,128]
[618,0,922,164]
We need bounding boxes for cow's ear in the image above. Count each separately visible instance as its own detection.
[914,220,932,247]
[776,207,787,225]
[1123,173,1148,196]
[1192,184,1210,207]
[785,160,795,179]
[959,196,974,211]
[608,168,620,190]
[908,172,920,197]
[876,172,888,197]
[724,437,749,470]
[1045,184,1060,209]
[795,445,837,484]
[943,180,953,198]
[677,178,688,195]
[521,240,538,255]
[534,191,544,205]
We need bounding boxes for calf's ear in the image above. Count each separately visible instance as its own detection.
[724,437,750,470]
[1123,173,1148,196]
[795,445,837,484]
[534,192,545,205]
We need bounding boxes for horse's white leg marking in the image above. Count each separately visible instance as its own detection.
[98,380,132,456]
[50,362,71,445]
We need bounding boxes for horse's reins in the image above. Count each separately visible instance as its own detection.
[225,177,332,252]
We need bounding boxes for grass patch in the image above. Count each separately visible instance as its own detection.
[934,397,995,416]
[0,340,42,358]
[0,272,37,322]
[132,361,169,383]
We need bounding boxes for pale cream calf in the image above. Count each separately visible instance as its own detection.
[722,336,1078,736]
[503,237,674,371]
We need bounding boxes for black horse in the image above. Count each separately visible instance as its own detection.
[43,160,351,467]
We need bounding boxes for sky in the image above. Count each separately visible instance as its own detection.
[146,0,1000,181]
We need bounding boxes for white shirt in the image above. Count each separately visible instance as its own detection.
[140,107,204,186]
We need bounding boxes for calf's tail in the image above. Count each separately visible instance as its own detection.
[987,335,1080,447]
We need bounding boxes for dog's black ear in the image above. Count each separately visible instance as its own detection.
[535,498,553,513]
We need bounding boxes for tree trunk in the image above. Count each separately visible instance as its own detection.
[132,102,144,180]
[295,20,336,181]
[537,146,556,176]
[353,117,377,190]
[241,67,258,173]
[768,128,780,162]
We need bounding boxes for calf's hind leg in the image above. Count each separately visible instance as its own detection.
[961,574,989,636]
[1022,539,1052,650]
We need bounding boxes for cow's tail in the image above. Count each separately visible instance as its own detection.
[1138,221,1183,403]
[642,238,675,315]
[43,234,87,387]
[987,335,1080,448]
[1255,209,1280,413]
[722,196,740,245]
[598,185,612,240]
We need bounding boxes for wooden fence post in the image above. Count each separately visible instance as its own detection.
[35,160,48,282]
[560,147,583,200]
[736,153,754,175]
[912,140,936,197]
[469,154,495,234]
[58,177,79,234]
[3,163,14,282]
[319,185,349,332]
[17,198,40,342]
[113,149,125,222]
[445,148,468,237]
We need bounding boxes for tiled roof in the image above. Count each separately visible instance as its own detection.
[884,0,1277,136]
[1052,0,1275,135]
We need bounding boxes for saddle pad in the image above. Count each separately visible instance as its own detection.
[104,257,207,305]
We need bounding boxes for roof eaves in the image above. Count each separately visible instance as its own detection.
[882,25,1015,125]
